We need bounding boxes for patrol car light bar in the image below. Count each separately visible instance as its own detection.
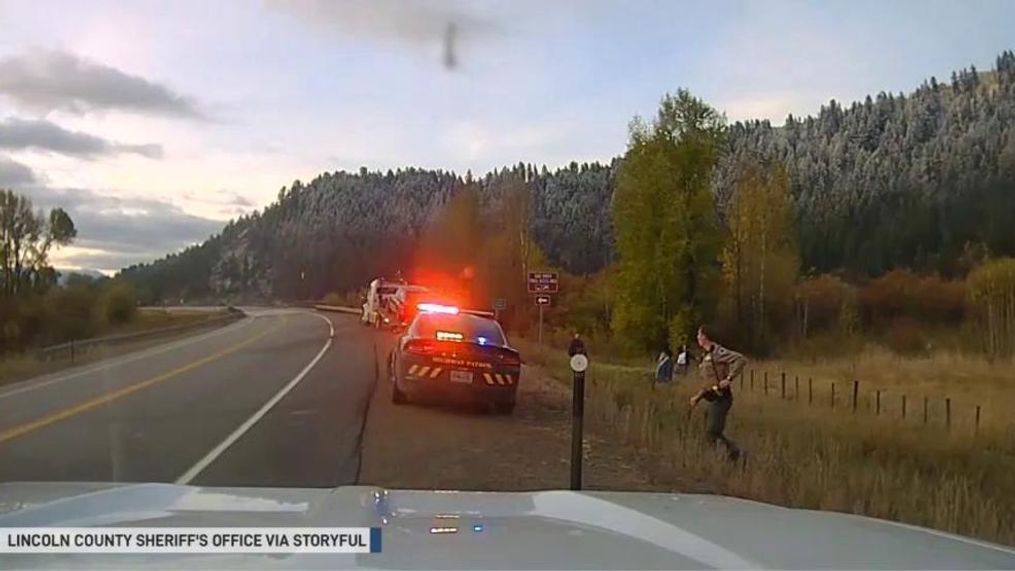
[418,303,459,315]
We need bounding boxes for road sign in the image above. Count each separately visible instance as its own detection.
[534,294,551,306]
[527,271,559,293]
[569,353,589,373]
[493,298,507,311]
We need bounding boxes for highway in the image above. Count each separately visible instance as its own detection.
[0,309,377,488]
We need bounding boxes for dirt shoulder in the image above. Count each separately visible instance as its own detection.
[358,339,683,492]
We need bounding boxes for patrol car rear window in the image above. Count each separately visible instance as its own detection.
[412,314,507,346]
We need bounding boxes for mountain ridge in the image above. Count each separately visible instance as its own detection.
[120,50,1015,302]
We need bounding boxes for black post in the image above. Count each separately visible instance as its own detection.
[975,405,981,435]
[852,380,859,413]
[764,372,769,395]
[571,368,586,490]
[923,396,929,425]
[808,377,813,405]
[831,382,836,408]
[945,398,951,430]
[876,390,881,416]
[902,394,907,419]
[781,372,786,399]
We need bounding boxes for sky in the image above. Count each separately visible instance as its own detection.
[0,0,1012,274]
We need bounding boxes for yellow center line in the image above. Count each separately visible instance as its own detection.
[0,315,287,445]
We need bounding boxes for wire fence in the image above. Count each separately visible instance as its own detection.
[735,367,994,437]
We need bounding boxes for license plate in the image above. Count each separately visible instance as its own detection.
[450,370,473,384]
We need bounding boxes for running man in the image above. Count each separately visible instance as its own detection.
[689,325,746,461]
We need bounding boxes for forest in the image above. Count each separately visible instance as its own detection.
[118,51,1015,356]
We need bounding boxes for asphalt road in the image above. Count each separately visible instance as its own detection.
[0,309,377,488]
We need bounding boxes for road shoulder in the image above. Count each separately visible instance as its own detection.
[358,343,666,492]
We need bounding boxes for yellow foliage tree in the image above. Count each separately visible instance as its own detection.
[720,159,799,350]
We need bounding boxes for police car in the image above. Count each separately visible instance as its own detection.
[389,303,521,414]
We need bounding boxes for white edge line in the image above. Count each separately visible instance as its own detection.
[175,312,335,485]
[0,316,256,401]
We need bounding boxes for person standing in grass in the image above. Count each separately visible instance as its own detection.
[675,344,689,376]
[690,325,746,461]
[567,332,586,357]
[655,346,675,386]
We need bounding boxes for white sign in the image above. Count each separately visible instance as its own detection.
[569,353,589,373]
[0,527,380,554]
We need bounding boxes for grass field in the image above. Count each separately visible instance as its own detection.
[0,309,234,387]
[517,340,1015,547]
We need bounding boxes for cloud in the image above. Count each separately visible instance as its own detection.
[0,117,163,159]
[182,188,254,207]
[24,185,222,273]
[0,155,37,186]
[0,49,205,119]
[266,0,498,66]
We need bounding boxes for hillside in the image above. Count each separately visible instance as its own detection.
[121,51,1015,302]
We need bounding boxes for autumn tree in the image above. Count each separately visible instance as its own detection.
[719,159,799,350]
[612,90,726,350]
[964,258,1015,357]
[1,189,76,297]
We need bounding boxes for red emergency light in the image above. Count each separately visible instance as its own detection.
[417,303,459,315]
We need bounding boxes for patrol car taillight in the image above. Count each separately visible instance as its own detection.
[497,348,522,367]
[405,339,435,355]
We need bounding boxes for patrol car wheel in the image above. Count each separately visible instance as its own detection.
[392,378,408,404]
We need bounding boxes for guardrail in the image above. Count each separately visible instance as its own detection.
[38,307,245,363]
[313,304,361,315]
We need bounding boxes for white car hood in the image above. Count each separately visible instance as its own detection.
[0,482,1013,569]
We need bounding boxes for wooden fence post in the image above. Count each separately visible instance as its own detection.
[795,376,799,400]
[764,372,769,395]
[975,405,981,435]
[875,390,881,416]
[852,380,859,413]
[923,396,928,425]
[831,382,836,409]
[902,394,907,420]
[781,372,786,399]
[750,370,754,392]
[808,377,813,405]
[946,398,951,429]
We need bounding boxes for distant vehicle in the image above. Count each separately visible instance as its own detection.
[361,278,401,328]
[389,303,521,414]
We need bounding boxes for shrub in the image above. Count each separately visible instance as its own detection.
[883,316,928,356]
[322,292,345,306]
[101,282,138,325]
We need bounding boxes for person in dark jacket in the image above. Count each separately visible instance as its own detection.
[567,333,586,357]
[689,325,746,461]
[655,347,674,385]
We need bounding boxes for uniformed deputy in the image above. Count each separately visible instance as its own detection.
[689,325,746,461]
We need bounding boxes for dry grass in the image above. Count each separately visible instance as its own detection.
[755,348,1015,431]
[518,341,1015,547]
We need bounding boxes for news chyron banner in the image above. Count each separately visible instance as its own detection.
[1,527,381,554]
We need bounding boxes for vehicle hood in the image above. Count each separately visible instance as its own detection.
[0,482,1013,569]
